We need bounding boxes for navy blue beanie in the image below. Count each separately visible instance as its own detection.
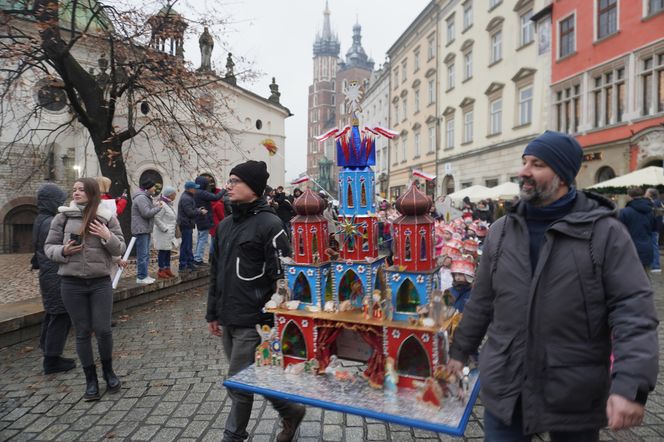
[522,131,583,185]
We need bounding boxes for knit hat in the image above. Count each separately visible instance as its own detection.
[522,131,583,186]
[184,181,200,190]
[140,177,156,190]
[230,160,270,197]
[162,185,176,196]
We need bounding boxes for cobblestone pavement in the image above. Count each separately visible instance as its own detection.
[0,274,662,441]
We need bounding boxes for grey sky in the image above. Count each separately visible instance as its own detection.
[181,0,430,182]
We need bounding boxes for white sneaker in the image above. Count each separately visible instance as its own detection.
[136,276,156,284]
[651,269,662,273]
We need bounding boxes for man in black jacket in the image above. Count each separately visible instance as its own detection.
[448,131,658,440]
[193,175,224,265]
[177,181,205,272]
[207,161,305,442]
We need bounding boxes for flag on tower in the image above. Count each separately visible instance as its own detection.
[291,175,310,185]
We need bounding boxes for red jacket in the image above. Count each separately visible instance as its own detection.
[101,193,127,216]
[210,199,225,236]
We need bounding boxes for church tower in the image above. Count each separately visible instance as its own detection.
[307,1,340,195]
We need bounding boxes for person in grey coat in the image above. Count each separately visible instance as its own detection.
[448,131,658,441]
[33,183,76,374]
[131,178,163,284]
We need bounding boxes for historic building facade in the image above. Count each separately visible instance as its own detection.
[436,0,552,195]
[550,0,664,189]
[0,4,290,253]
[386,0,440,201]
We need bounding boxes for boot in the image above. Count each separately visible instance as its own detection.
[43,356,76,375]
[276,405,306,442]
[101,359,121,393]
[82,365,100,401]
[157,269,169,279]
[164,268,175,278]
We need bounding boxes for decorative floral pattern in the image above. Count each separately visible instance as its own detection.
[416,275,425,284]
[422,334,430,343]
[302,320,309,328]
[307,269,315,277]
[392,329,401,339]
[357,265,365,274]
[278,316,286,325]
[288,267,296,275]
[336,264,344,273]
[391,273,401,282]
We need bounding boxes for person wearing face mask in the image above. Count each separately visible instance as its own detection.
[44,178,126,401]
[447,131,658,441]
[153,186,178,279]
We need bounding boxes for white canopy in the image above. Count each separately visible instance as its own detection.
[482,182,520,201]
[445,185,490,203]
[587,166,664,189]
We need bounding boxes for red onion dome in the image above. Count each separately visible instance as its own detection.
[395,182,432,216]
[293,189,326,216]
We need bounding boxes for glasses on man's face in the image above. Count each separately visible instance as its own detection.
[226,178,243,187]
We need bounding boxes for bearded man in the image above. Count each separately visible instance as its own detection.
[448,131,658,441]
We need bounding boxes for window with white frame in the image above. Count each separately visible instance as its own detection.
[518,85,533,125]
[597,0,618,40]
[463,1,473,30]
[402,61,408,83]
[648,0,664,15]
[446,15,456,44]
[448,63,456,90]
[394,69,399,88]
[446,118,455,149]
[402,97,408,121]
[401,137,407,162]
[414,89,421,113]
[489,98,502,135]
[464,51,473,80]
[520,9,534,46]
[428,79,435,104]
[393,141,399,164]
[640,53,664,116]
[559,14,575,58]
[463,109,473,143]
[414,51,420,71]
[490,30,502,64]
[313,95,318,107]
[428,125,436,153]
[382,146,388,170]
[428,35,435,60]
[414,131,421,157]
[554,84,581,134]
[592,67,625,127]
[490,0,502,9]
[394,102,399,124]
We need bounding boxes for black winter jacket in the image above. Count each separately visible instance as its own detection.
[194,176,223,231]
[619,197,655,266]
[450,191,658,434]
[33,184,68,314]
[177,191,198,229]
[206,199,291,327]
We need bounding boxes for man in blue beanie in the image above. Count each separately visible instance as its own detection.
[448,131,658,440]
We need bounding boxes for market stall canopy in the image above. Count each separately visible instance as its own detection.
[480,182,520,201]
[445,185,490,203]
[587,166,664,190]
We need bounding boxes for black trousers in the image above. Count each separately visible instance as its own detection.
[40,313,72,357]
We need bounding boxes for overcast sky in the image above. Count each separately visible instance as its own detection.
[180,0,430,181]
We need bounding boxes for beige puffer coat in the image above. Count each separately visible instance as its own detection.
[45,201,126,278]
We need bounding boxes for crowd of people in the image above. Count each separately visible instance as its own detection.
[28,130,663,441]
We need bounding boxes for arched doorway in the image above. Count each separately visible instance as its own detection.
[443,175,455,195]
[4,205,38,253]
[595,166,616,183]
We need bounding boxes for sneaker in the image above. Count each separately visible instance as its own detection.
[276,405,306,442]
[136,276,156,284]
[652,269,662,273]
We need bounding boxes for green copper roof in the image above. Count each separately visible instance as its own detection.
[0,0,113,34]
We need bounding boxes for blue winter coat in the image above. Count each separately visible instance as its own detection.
[619,197,655,266]
[194,176,223,231]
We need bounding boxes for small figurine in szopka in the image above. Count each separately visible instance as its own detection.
[371,290,384,319]
[277,278,291,303]
[447,258,476,313]
[383,357,399,395]
[362,294,371,319]
[419,377,444,408]
[254,324,282,367]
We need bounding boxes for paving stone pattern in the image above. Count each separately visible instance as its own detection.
[0,275,663,441]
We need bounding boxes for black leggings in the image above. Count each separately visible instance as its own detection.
[60,276,113,367]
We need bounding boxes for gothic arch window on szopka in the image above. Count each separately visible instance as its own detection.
[404,232,412,261]
[339,270,363,304]
[346,230,355,252]
[347,182,354,208]
[393,228,399,259]
[374,268,384,292]
[282,321,307,359]
[397,336,431,378]
[420,228,428,261]
[311,231,319,256]
[297,228,305,256]
[361,224,369,252]
[396,278,419,313]
[293,272,312,303]
[360,181,367,207]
